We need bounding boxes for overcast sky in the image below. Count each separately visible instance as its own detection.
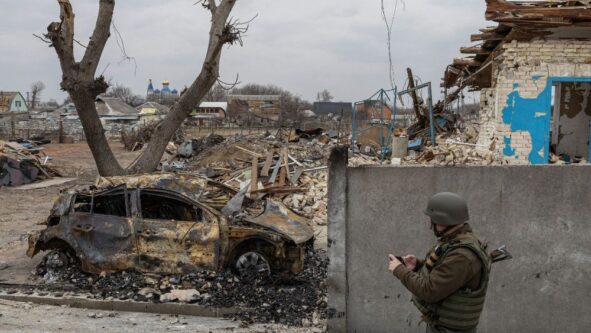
[0,0,487,104]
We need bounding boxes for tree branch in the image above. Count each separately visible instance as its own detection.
[33,34,52,44]
[81,0,115,77]
[58,0,75,56]
[195,0,217,14]
[46,0,76,77]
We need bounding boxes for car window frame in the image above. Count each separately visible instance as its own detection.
[71,186,130,218]
[138,188,205,223]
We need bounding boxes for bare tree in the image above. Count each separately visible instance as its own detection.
[203,83,228,102]
[231,83,312,121]
[62,95,72,106]
[44,0,243,176]
[380,0,405,90]
[47,99,60,108]
[106,83,144,106]
[30,81,46,110]
[316,89,333,102]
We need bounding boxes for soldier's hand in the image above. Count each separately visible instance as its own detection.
[403,255,417,271]
[388,254,402,273]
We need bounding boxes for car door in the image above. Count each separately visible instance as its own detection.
[135,189,220,273]
[67,188,134,272]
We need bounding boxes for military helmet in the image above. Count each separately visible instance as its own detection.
[424,192,469,226]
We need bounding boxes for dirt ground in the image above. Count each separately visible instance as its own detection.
[0,142,141,285]
[0,142,326,332]
[0,299,320,333]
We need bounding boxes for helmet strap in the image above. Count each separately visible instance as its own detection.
[432,222,465,238]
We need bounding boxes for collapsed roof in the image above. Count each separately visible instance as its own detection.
[443,0,591,91]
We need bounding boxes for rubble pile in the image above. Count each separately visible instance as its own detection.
[352,120,504,166]
[35,247,327,327]
[0,138,61,187]
[159,130,342,227]
[402,129,502,166]
[121,122,185,151]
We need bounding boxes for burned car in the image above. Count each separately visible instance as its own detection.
[27,173,314,276]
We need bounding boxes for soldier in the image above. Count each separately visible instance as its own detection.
[388,192,492,333]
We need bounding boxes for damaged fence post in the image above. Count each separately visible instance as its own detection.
[427,82,436,146]
[327,146,348,332]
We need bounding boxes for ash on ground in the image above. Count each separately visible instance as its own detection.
[34,247,327,327]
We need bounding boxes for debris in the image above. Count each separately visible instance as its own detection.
[137,287,159,299]
[0,140,61,187]
[32,244,327,327]
[121,122,184,151]
[160,289,201,303]
[28,129,341,327]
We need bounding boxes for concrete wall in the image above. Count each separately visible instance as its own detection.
[328,157,591,332]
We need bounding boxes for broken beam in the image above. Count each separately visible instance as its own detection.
[486,0,591,21]
[453,58,483,67]
[460,46,491,55]
[470,32,506,42]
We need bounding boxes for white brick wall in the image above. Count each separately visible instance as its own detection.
[478,39,591,164]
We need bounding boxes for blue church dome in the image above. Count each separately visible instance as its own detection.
[172,89,178,95]
[154,89,161,94]
[147,79,154,93]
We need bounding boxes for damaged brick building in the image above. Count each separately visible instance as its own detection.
[444,0,591,164]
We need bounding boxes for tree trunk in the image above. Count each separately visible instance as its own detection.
[70,90,125,176]
[127,65,219,174]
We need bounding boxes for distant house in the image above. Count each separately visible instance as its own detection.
[313,102,352,120]
[137,102,170,124]
[228,95,281,123]
[54,103,78,118]
[189,102,227,126]
[301,110,318,119]
[354,100,393,123]
[95,96,139,124]
[0,92,29,113]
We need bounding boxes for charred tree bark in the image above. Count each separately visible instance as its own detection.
[47,0,238,176]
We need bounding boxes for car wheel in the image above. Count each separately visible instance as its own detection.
[235,251,271,278]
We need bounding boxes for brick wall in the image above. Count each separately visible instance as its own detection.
[0,115,131,142]
[480,39,591,164]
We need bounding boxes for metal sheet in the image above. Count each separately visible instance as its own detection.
[245,200,314,244]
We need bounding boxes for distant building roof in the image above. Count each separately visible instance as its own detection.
[0,92,24,113]
[199,102,228,112]
[302,110,317,118]
[228,95,281,102]
[53,103,77,117]
[136,102,170,115]
[96,96,139,117]
[313,102,352,115]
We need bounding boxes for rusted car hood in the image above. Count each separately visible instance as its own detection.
[244,200,314,244]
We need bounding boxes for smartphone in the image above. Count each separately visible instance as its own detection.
[394,255,406,266]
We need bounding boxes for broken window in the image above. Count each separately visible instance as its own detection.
[140,192,203,222]
[94,192,128,217]
[73,191,128,217]
[551,81,591,162]
[73,194,92,213]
